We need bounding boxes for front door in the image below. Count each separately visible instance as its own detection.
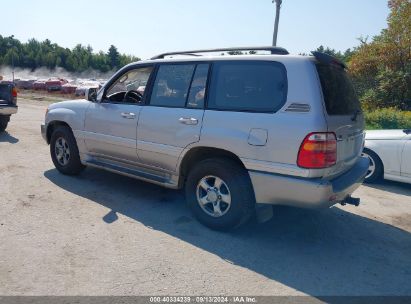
[137,63,209,171]
[83,65,154,163]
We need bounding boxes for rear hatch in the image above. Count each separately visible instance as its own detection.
[0,83,15,105]
[314,53,364,177]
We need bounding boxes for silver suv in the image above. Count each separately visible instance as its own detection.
[41,46,369,230]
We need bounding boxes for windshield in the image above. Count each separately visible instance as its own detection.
[106,67,153,97]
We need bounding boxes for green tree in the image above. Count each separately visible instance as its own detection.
[349,0,411,109]
[107,45,120,69]
[0,36,139,74]
[314,45,354,63]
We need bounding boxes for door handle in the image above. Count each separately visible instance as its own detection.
[121,112,136,119]
[179,117,198,125]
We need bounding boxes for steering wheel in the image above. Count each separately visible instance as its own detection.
[124,90,143,103]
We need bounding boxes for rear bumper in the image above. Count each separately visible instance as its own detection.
[41,123,47,142]
[0,105,18,115]
[249,156,369,208]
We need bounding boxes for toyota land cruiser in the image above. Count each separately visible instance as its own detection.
[41,46,369,230]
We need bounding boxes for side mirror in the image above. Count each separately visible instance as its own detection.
[86,88,98,102]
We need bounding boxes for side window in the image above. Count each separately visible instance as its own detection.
[208,61,287,112]
[187,64,209,109]
[105,66,153,103]
[150,64,195,107]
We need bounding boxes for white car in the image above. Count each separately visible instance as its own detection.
[363,129,411,184]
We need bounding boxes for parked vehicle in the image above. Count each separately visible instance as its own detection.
[41,46,369,230]
[75,82,100,97]
[61,83,77,94]
[46,79,67,92]
[0,82,18,132]
[33,80,47,90]
[16,79,36,90]
[363,129,411,184]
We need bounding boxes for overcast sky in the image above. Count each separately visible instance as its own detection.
[3,0,390,59]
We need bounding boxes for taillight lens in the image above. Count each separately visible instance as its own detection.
[12,87,17,105]
[297,132,337,169]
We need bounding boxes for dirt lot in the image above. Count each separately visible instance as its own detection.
[1,99,411,296]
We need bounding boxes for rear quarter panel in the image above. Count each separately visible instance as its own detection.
[187,58,328,178]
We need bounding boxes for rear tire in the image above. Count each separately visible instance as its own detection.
[50,126,85,175]
[185,158,255,231]
[0,116,10,132]
[362,148,383,183]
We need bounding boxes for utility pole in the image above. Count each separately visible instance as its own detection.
[9,35,15,82]
[272,0,282,46]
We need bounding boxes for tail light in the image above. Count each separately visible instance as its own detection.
[12,87,17,105]
[297,132,337,169]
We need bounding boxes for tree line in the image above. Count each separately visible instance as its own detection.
[349,0,410,110]
[0,36,140,73]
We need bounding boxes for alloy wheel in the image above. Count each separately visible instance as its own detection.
[196,175,232,217]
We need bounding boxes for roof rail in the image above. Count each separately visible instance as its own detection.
[151,46,289,60]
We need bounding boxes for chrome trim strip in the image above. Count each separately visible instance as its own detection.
[240,157,310,178]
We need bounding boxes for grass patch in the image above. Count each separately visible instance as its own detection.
[365,108,411,130]
[17,90,83,103]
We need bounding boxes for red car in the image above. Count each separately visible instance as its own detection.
[46,79,68,91]
[61,83,77,94]
[33,80,47,90]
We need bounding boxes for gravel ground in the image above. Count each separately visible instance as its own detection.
[0,99,410,296]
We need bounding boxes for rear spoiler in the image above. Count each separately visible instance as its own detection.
[311,51,347,69]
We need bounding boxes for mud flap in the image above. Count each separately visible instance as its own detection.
[255,204,274,223]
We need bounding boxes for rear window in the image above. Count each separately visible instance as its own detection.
[316,64,361,115]
[0,84,12,102]
[208,61,287,112]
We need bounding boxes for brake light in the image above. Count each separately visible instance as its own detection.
[12,87,17,97]
[297,132,337,168]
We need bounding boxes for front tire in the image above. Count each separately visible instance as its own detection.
[362,148,383,183]
[50,126,85,175]
[185,158,255,231]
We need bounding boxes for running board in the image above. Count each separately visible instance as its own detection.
[85,159,178,189]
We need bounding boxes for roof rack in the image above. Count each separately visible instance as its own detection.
[151,46,289,60]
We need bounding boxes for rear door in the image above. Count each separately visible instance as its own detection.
[315,62,365,176]
[136,63,209,171]
[0,83,14,105]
